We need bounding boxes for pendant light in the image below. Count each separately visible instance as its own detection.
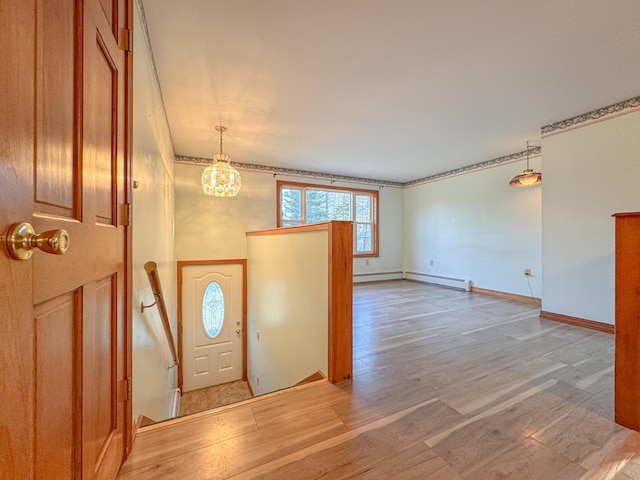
[201,126,242,197]
[509,141,541,187]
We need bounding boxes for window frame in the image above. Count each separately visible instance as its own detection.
[276,180,379,258]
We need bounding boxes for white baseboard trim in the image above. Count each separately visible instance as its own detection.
[170,388,181,418]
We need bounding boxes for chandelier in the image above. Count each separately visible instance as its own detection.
[509,141,541,187]
[201,126,241,197]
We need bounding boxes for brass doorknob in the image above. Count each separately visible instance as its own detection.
[6,222,70,260]
[236,329,241,334]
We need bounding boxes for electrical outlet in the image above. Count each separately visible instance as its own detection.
[524,268,532,276]
[429,259,434,267]
[256,375,260,386]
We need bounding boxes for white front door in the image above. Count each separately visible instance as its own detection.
[182,264,244,392]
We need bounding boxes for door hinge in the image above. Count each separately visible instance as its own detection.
[120,27,132,52]
[121,203,132,226]
[125,377,132,402]
[119,377,132,403]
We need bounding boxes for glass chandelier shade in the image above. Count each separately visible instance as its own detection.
[509,142,541,187]
[201,126,242,197]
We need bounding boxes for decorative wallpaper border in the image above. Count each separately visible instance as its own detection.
[177,147,540,189]
[404,147,541,188]
[542,96,640,136]
[175,156,405,187]
[174,94,640,188]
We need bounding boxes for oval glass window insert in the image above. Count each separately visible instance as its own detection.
[202,281,225,338]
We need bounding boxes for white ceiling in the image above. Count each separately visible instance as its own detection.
[141,0,640,183]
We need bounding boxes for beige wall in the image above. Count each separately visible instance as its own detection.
[403,102,640,322]
[404,158,542,298]
[131,4,178,422]
[246,229,329,395]
[175,165,275,260]
[542,109,640,324]
[174,163,405,280]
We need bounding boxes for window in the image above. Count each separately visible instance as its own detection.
[277,180,379,257]
[202,281,225,338]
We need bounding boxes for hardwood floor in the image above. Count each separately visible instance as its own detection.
[118,280,640,479]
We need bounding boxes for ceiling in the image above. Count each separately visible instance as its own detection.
[140,0,640,183]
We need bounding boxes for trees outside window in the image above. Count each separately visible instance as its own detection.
[277,180,378,257]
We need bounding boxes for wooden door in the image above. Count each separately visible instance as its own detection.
[0,0,132,478]
[182,264,245,392]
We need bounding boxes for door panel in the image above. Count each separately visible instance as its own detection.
[98,0,117,37]
[82,0,127,475]
[88,34,118,225]
[35,0,76,218]
[182,264,244,392]
[0,0,131,478]
[34,293,77,480]
[83,275,120,479]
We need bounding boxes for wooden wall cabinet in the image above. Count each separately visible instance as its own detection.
[613,212,640,430]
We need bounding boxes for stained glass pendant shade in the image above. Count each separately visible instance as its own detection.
[509,141,542,187]
[202,125,242,197]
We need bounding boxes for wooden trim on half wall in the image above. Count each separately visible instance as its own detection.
[539,310,614,334]
[326,221,354,382]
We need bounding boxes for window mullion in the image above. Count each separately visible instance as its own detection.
[352,192,357,252]
[301,187,307,225]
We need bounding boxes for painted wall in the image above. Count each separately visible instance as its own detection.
[541,109,640,324]
[404,159,542,298]
[246,229,329,396]
[354,184,404,282]
[174,165,274,260]
[174,163,404,280]
[131,5,178,422]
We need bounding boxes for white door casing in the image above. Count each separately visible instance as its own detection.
[182,264,243,392]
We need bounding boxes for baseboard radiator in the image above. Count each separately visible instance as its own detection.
[405,272,471,291]
[170,388,181,418]
[353,271,404,283]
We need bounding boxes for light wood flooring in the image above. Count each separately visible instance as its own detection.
[118,280,640,479]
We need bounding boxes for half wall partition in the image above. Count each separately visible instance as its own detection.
[246,221,353,396]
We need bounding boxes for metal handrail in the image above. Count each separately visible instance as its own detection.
[142,261,179,367]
